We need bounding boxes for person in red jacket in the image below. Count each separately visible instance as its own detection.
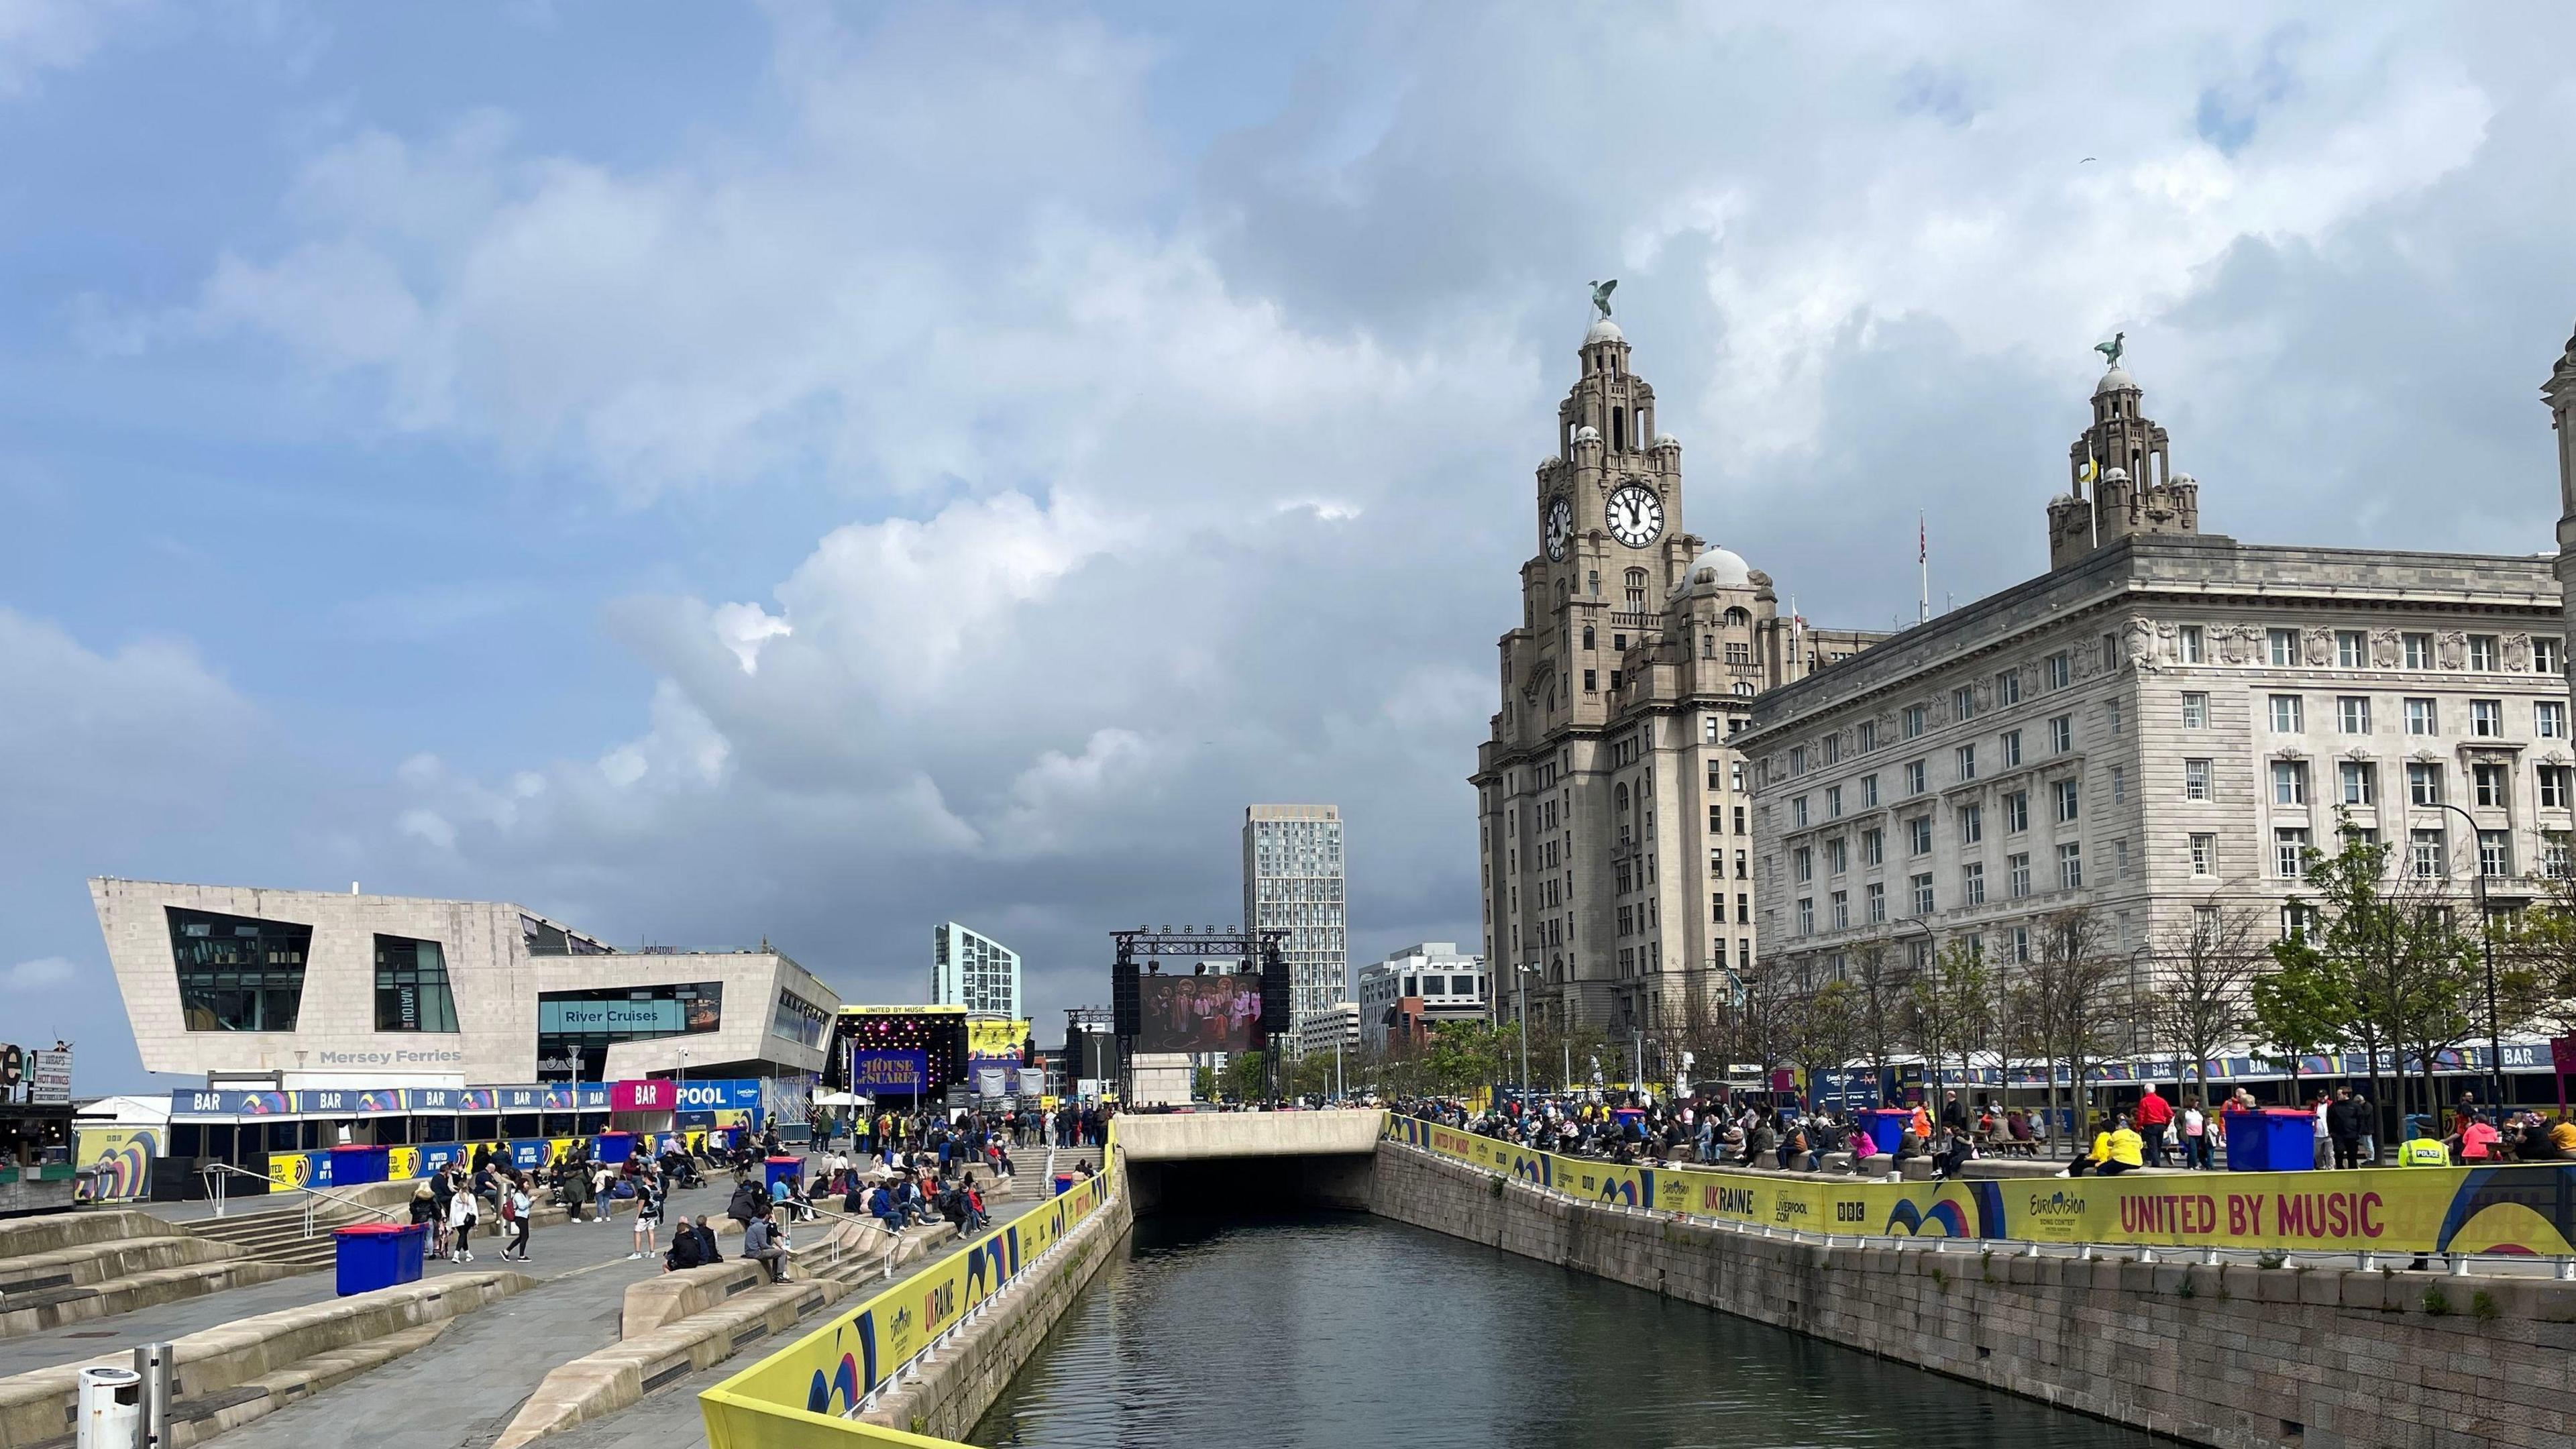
[2134,1084,2176,1167]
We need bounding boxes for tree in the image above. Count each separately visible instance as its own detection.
[2020,908,2125,1142]
[2147,901,2267,1112]
[1846,943,1916,1107]
[2271,820,2481,1140]
[1907,939,1990,1108]
[1788,977,1866,1108]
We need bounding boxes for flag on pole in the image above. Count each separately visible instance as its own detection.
[1918,514,1927,564]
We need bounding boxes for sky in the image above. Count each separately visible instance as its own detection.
[7,3,2576,1094]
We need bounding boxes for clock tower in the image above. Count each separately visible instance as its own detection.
[1472,302,1884,1038]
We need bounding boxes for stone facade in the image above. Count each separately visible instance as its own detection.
[89,877,839,1084]
[2547,325,2576,724]
[1739,364,2568,998]
[1474,315,1884,1035]
[1371,1137,2576,1449]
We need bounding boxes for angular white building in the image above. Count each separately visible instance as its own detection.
[930,922,1021,1020]
[1242,804,1347,1058]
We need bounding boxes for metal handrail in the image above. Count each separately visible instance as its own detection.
[197,1162,406,1236]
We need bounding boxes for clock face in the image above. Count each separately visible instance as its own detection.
[1606,482,1663,547]
[1543,495,1572,561]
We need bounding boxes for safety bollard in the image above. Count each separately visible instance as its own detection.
[140,1341,174,1449]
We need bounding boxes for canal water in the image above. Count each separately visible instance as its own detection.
[967,1214,2158,1449]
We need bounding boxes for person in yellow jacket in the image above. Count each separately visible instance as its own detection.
[2398,1135,2452,1167]
[2070,1113,2144,1177]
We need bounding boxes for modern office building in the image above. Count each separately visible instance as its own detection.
[1355,943,1488,1052]
[89,878,839,1086]
[1472,308,1887,1039]
[1299,1001,1360,1061]
[1739,352,2570,1006]
[930,921,1021,1020]
[1242,804,1347,1058]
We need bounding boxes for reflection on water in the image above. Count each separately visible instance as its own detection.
[968,1213,2158,1449]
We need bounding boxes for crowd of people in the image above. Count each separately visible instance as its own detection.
[1398,1080,2576,1182]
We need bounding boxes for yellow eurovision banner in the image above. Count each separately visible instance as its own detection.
[1381,1114,2576,1256]
[74,1126,162,1203]
[700,1131,1121,1448]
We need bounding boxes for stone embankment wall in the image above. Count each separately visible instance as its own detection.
[1369,1140,2576,1449]
[857,1187,1136,1442]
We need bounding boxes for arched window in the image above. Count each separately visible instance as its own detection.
[1555,580,1568,610]
[1582,626,1595,651]
[1701,633,1713,659]
[1723,606,1752,627]
[1615,782,1630,812]
[1735,682,1756,696]
[1587,570,1600,597]
[1612,407,1626,452]
[1624,568,1648,610]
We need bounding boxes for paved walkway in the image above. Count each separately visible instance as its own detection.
[0,1180,736,1381]
[512,1188,1058,1449]
[210,1177,1051,1449]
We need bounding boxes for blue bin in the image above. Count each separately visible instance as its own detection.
[328,1144,389,1186]
[762,1156,802,1193]
[333,1222,427,1296]
[2222,1109,2317,1171]
[1052,1172,1075,1197]
[595,1132,635,1165]
[1864,1109,1911,1157]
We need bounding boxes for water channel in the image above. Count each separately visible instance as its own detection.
[968,1213,2159,1449]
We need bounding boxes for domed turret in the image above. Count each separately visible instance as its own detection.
[1674,543,1754,594]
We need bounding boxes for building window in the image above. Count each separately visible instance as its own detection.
[2406,697,2438,736]
[1825,785,1843,818]
[2110,765,2126,804]
[1860,774,1880,807]
[1827,837,1848,873]
[1797,898,1814,936]
[2006,853,2031,898]
[1962,862,1986,906]
[1794,847,1813,883]
[1865,882,1886,924]
[1625,569,1647,609]
[1954,685,1977,721]
[2269,629,2299,667]
[1911,873,1935,916]
[2475,761,2510,808]
[2339,761,2376,806]
[2275,828,2310,879]
[2190,833,2216,877]
[2471,700,2504,738]
[1583,669,1597,693]
[1905,760,1927,794]
[2271,759,2308,806]
[2410,828,2446,879]
[2107,700,2123,736]
[2337,696,2371,734]
[2479,829,2511,879]
[1792,796,1810,827]
[2049,714,2073,753]
[2001,729,2023,766]
[1862,829,1884,865]
[2408,761,2443,806]
[2540,765,2573,810]
[2056,843,2084,890]
[167,907,311,1033]
[2114,838,2130,877]
[2537,637,2564,676]
[1908,816,1933,855]
[2008,926,2032,963]
[2004,791,2029,832]
[1903,704,1928,739]
[2185,758,2212,800]
[2469,635,2500,671]
[1997,669,2021,705]
[2182,692,2208,729]
[373,935,460,1032]
[2540,701,2567,740]
[2404,632,2432,669]
[1956,744,1977,781]
[2045,653,2070,690]
[2267,695,2302,733]
[2053,778,2081,822]
[1858,720,1878,753]
[1826,891,1847,930]
[1959,804,1983,845]
[2337,630,2367,668]
[2546,839,2573,877]
[2178,625,2204,663]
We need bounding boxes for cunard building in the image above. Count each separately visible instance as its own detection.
[1472,303,1884,1034]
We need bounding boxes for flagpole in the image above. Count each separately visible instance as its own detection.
[1917,513,1929,625]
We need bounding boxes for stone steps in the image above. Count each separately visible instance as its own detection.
[0,1269,531,1449]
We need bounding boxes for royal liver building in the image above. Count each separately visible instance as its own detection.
[1472,299,1882,1036]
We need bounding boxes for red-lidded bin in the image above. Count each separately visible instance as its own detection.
[1052,1173,1075,1197]
[762,1155,802,1193]
[333,1222,428,1296]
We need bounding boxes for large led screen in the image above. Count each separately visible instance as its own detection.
[1137,973,1263,1053]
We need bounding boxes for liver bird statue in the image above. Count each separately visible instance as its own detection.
[2094,331,2125,368]
[1588,278,1617,319]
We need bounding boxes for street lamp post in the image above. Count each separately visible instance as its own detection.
[1514,964,1539,1099]
[2431,801,2507,1116]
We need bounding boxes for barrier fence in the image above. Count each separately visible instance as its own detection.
[1383,1114,2576,1258]
[698,1131,1120,1449]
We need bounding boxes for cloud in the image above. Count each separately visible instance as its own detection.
[0,0,146,99]
[2,956,78,991]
